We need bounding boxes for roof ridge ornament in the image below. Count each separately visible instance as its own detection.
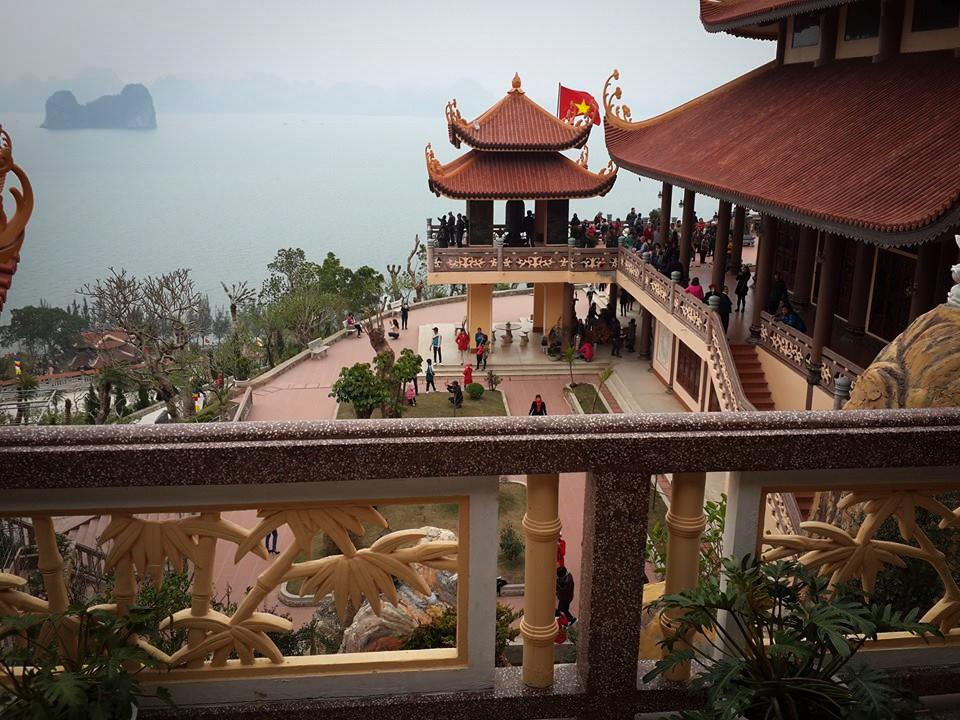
[0,125,33,258]
[508,72,524,94]
[424,143,443,176]
[948,235,960,308]
[597,159,617,177]
[602,69,633,128]
[445,98,467,128]
[577,145,589,169]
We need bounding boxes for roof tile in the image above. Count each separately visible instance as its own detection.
[605,52,960,242]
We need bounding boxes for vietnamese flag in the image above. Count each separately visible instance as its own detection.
[557,85,601,125]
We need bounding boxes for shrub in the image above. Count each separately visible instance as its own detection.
[499,523,524,563]
[485,370,502,391]
[401,602,521,666]
[465,382,484,400]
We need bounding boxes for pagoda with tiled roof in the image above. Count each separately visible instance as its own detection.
[426,73,616,247]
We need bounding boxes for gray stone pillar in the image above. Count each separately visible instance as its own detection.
[546,199,570,245]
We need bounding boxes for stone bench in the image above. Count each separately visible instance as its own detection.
[308,342,330,359]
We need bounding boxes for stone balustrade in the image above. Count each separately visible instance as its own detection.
[2,410,960,718]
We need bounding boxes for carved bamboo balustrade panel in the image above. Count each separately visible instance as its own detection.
[3,411,960,714]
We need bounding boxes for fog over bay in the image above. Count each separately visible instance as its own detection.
[1,0,772,318]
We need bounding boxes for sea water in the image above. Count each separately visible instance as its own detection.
[0,111,681,318]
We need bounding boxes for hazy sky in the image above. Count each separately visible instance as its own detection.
[4,0,773,115]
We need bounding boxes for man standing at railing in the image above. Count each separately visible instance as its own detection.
[455,213,466,248]
[556,566,576,625]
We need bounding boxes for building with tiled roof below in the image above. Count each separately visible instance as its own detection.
[600,0,960,421]
[71,330,141,370]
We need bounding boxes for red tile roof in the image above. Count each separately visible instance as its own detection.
[699,0,844,33]
[604,52,960,245]
[426,145,617,200]
[446,74,591,152]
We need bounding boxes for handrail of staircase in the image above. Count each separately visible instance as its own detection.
[705,306,754,413]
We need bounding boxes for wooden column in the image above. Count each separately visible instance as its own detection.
[791,227,819,307]
[659,182,672,244]
[466,283,493,349]
[534,200,547,245]
[776,18,788,65]
[808,232,844,375]
[532,283,545,333]
[467,200,494,245]
[845,242,876,335]
[730,205,746,270]
[638,309,653,359]
[659,472,707,682]
[875,0,905,62]
[816,6,839,66]
[679,189,696,279]
[749,214,778,342]
[910,240,942,320]
[521,473,561,688]
[711,200,732,291]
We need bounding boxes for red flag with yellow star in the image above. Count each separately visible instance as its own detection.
[557,85,601,125]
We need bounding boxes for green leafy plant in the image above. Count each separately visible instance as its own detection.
[465,382,484,400]
[329,362,390,419]
[485,370,502,392]
[401,602,521,666]
[644,557,940,720]
[0,603,174,719]
[498,523,524,563]
[591,367,614,413]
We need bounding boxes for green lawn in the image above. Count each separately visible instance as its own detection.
[337,389,507,419]
[285,480,528,594]
[571,384,609,414]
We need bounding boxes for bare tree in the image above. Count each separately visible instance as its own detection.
[386,264,403,302]
[404,234,425,302]
[80,268,201,421]
[221,281,256,323]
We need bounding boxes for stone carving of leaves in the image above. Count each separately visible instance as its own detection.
[283,530,458,623]
[162,610,294,666]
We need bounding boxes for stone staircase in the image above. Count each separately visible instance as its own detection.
[729,344,775,410]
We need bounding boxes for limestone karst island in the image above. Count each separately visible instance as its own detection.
[41,83,157,129]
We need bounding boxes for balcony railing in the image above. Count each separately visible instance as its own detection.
[3,411,960,717]
[759,311,864,393]
[428,243,619,276]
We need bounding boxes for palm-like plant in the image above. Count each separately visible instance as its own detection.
[591,366,614,413]
[220,281,256,323]
[562,346,576,387]
[644,557,940,720]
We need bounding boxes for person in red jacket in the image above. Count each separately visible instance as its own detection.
[556,533,566,567]
[455,328,470,364]
[463,364,473,386]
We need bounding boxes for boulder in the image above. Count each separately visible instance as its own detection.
[339,526,458,653]
[42,84,157,130]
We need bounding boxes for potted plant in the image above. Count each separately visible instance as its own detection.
[0,601,174,719]
[644,557,939,720]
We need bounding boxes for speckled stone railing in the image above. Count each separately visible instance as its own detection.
[2,409,960,719]
[430,246,619,275]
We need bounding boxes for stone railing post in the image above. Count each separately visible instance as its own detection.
[833,375,851,410]
[496,238,504,272]
[521,472,562,688]
[426,238,436,273]
[659,472,707,682]
[568,236,577,274]
[577,470,652,716]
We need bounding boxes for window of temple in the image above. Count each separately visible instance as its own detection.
[845,0,883,39]
[911,0,960,32]
[675,341,702,402]
[792,12,822,46]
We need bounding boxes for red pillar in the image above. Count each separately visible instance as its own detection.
[711,200,731,291]
[659,182,672,245]
[730,205,746,271]
[790,227,819,308]
[844,241,876,336]
[679,189,696,280]
[808,232,844,371]
[749,215,778,343]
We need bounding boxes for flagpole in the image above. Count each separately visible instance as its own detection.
[556,82,561,118]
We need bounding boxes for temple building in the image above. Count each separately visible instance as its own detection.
[602,0,960,409]
[426,73,617,344]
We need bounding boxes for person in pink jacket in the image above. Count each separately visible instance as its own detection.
[685,276,705,302]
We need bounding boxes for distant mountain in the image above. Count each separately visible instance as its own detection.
[0,68,123,112]
[42,84,157,130]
